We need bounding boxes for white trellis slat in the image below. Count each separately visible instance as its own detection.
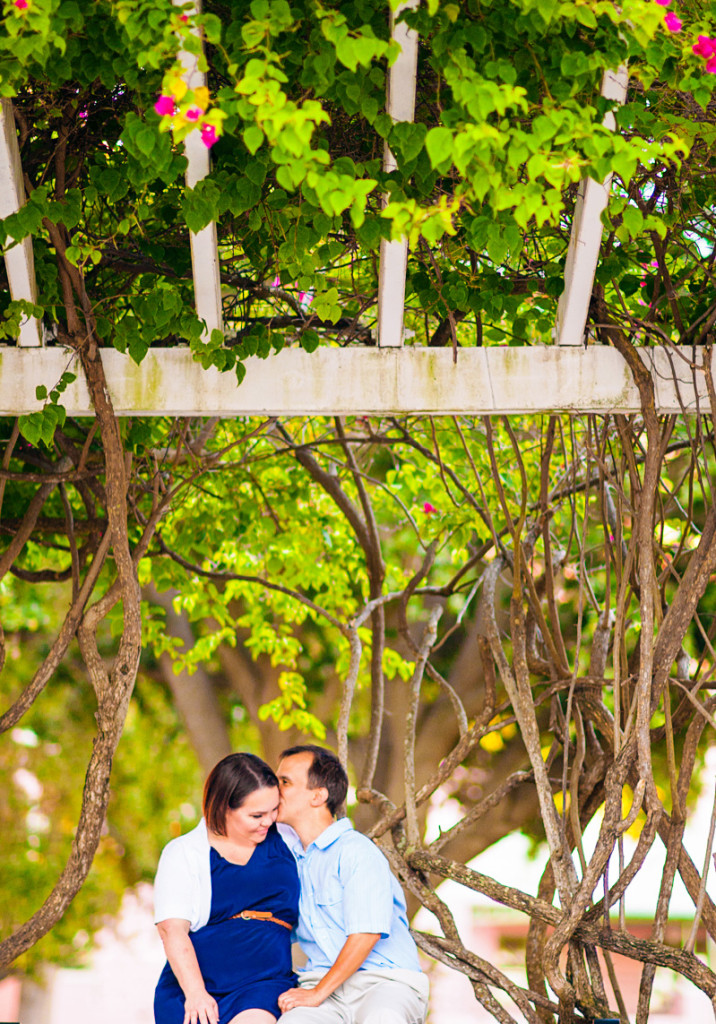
[377,0,419,348]
[554,66,629,346]
[0,98,42,347]
[173,0,223,340]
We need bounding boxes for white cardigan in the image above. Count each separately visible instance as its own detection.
[154,819,212,932]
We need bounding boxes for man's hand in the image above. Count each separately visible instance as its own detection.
[278,932,380,1015]
[182,985,219,1024]
[278,986,324,1013]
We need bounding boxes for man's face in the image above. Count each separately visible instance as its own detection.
[277,752,316,827]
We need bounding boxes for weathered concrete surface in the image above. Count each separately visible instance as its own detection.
[0,345,711,417]
[0,99,42,348]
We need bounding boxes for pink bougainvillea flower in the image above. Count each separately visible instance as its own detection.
[298,291,314,308]
[655,0,670,5]
[180,13,189,21]
[664,10,682,30]
[14,0,29,9]
[154,95,176,117]
[693,35,716,58]
[184,105,203,122]
[707,55,716,73]
[200,123,218,148]
[423,502,438,514]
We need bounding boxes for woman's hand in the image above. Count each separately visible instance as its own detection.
[157,919,218,1024]
[183,985,220,1024]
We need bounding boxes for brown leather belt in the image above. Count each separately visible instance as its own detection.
[230,910,291,930]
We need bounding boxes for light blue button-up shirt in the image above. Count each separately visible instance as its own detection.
[279,818,421,974]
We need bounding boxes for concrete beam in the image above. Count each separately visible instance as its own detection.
[174,0,223,340]
[554,66,629,347]
[0,99,42,348]
[0,345,710,417]
[377,0,419,348]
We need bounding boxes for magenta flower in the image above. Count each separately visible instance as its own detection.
[184,105,203,122]
[14,0,29,9]
[664,10,682,30]
[655,0,670,5]
[154,95,176,117]
[200,123,218,148]
[180,13,189,21]
[423,502,438,514]
[693,35,716,58]
[707,55,716,73]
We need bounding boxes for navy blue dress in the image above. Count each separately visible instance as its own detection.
[154,825,299,1022]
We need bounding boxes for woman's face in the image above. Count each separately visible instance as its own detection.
[224,785,279,846]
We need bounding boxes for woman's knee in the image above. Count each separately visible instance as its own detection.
[227,1010,277,1024]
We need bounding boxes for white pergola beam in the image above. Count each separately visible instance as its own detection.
[377,1,418,348]
[174,0,223,339]
[554,67,629,346]
[0,346,709,417]
[0,99,42,348]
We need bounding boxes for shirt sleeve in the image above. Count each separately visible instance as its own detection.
[153,839,198,926]
[338,836,394,937]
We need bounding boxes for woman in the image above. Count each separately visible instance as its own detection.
[154,753,299,1024]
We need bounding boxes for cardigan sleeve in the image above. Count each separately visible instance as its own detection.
[153,823,211,931]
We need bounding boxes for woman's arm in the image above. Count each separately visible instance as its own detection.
[156,918,219,1024]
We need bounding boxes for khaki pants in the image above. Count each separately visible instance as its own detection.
[278,969,429,1024]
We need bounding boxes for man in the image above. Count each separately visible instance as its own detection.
[276,744,429,1024]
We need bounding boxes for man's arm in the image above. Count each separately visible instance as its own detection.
[277,932,380,1012]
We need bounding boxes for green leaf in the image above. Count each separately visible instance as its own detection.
[243,125,264,155]
[135,125,156,158]
[300,328,320,353]
[425,127,453,171]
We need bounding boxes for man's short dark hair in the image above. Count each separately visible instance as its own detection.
[203,752,278,836]
[280,744,348,816]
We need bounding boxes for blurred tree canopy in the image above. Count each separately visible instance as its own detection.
[2,0,716,1022]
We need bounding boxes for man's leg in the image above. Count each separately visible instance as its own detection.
[278,1004,347,1024]
[278,977,350,1024]
[348,972,429,1024]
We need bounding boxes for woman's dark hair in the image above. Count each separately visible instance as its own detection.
[280,744,348,816]
[203,752,278,836]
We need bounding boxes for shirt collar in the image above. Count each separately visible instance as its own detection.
[278,816,353,856]
[313,816,353,850]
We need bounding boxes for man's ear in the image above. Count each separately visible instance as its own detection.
[309,786,329,809]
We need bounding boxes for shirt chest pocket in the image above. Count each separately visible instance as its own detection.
[315,881,343,910]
